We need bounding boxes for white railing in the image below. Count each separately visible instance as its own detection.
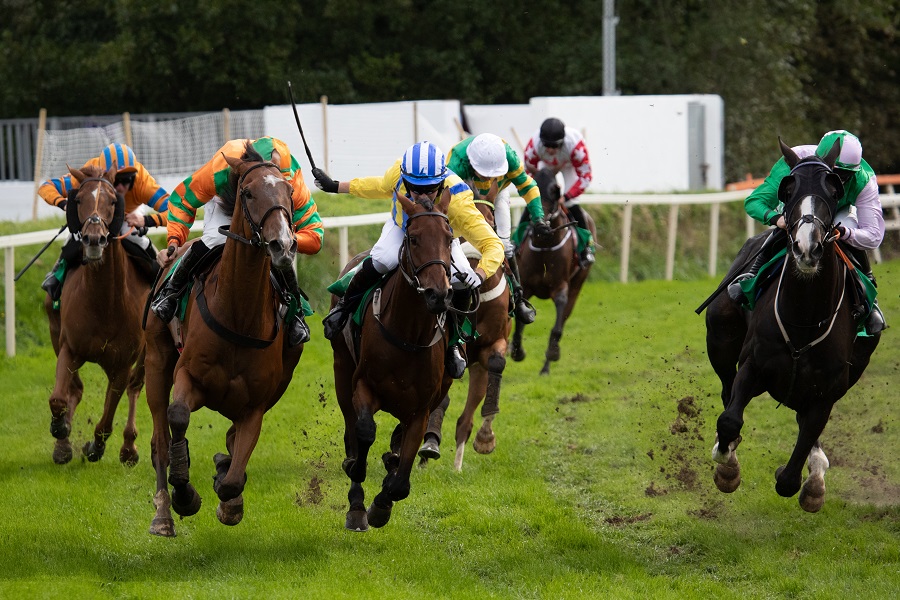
[5,188,899,357]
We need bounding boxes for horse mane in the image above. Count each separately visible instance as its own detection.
[219,141,267,217]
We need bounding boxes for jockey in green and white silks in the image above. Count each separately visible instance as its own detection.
[729,130,885,334]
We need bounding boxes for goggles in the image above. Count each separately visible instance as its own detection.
[114,172,137,187]
[405,181,442,195]
[542,139,563,149]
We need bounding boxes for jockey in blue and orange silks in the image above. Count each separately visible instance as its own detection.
[150,136,323,346]
[38,142,170,301]
[311,140,505,379]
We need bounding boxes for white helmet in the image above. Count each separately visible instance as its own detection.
[466,133,508,178]
[816,130,862,172]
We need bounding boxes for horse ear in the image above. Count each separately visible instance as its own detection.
[824,172,844,201]
[67,164,86,183]
[822,139,841,170]
[438,187,452,213]
[779,137,799,169]
[105,164,118,183]
[396,192,415,214]
[223,153,243,171]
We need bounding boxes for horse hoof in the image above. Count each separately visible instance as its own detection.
[540,364,551,376]
[510,347,525,362]
[172,485,202,517]
[149,516,176,537]
[50,417,70,440]
[774,466,801,498]
[473,430,496,454]
[345,509,369,532]
[418,439,441,460]
[216,496,244,526]
[82,441,105,462]
[53,439,73,464]
[367,502,393,528]
[799,478,826,513]
[120,446,139,467]
[714,463,741,493]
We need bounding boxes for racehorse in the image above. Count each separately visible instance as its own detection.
[510,168,595,375]
[704,138,881,512]
[44,164,147,466]
[330,189,454,531]
[421,183,513,471]
[143,143,303,536]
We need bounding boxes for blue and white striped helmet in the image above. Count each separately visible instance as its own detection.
[400,141,448,186]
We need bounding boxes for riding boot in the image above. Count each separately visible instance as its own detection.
[843,247,885,334]
[727,228,786,303]
[505,252,536,324]
[41,258,65,301]
[568,204,596,266]
[41,238,81,302]
[275,266,311,346]
[323,257,382,340]
[445,297,468,379]
[150,240,212,323]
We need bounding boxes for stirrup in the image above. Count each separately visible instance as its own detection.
[288,316,311,346]
[580,248,596,267]
[446,345,467,379]
[515,298,536,324]
[41,272,62,301]
[866,306,886,335]
[322,303,351,340]
[727,273,753,303]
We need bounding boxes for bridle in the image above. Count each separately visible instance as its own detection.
[219,161,293,247]
[68,177,123,243]
[397,209,452,292]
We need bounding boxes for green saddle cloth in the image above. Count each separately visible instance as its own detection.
[737,248,878,337]
[511,222,592,254]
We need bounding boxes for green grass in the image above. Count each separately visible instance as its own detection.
[1,214,899,598]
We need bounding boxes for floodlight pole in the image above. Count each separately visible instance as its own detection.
[603,0,620,96]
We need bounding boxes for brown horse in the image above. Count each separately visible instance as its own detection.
[44,164,146,466]
[704,139,881,511]
[421,184,513,471]
[331,190,454,531]
[144,144,303,537]
[511,168,595,375]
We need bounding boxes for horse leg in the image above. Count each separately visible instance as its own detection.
[475,349,505,455]
[510,317,526,362]
[343,382,377,531]
[83,367,129,463]
[542,288,569,375]
[798,441,830,513]
[454,369,482,471]
[368,414,428,528]
[775,405,834,502]
[419,394,448,466]
[118,357,144,466]
[167,380,202,519]
[49,345,83,464]
[145,325,179,537]
[712,364,763,492]
[705,295,747,407]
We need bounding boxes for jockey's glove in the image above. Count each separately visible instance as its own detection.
[454,269,483,290]
[532,219,552,236]
[57,199,67,211]
[312,168,339,193]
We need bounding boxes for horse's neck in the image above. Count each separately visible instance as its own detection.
[80,244,131,303]
[380,273,441,344]
[215,225,274,324]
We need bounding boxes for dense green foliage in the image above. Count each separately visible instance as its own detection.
[1,232,898,596]
[1,1,896,179]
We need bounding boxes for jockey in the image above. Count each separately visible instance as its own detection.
[38,142,169,302]
[447,133,551,325]
[150,136,323,346]
[523,117,596,267]
[727,130,886,334]
[312,141,505,379]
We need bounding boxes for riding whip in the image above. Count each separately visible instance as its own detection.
[14,223,67,281]
[286,81,318,170]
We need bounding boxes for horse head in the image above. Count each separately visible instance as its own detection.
[778,137,844,276]
[396,187,453,314]
[66,164,124,262]
[222,142,297,270]
[531,168,565,241]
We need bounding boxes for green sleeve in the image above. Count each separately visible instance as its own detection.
[745,158,790,225]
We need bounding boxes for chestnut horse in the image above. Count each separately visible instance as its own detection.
[421,184,513,471]
[511,168,595,375]
[331,190,454,531]
[144,144,303,536]
[704,139,881,511]
[44,164,146,466]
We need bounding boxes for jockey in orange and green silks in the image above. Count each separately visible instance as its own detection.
[165,136,323,254]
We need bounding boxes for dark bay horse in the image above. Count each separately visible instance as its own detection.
[331,190,454,531]
[511,168,595,375]
[421,184,513,471]
[704,139,881,512]
[44,164,146,466]
[144,144,303,536]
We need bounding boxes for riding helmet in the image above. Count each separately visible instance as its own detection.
[400,141,448,186]
[466,133,508,178]
[539,118,566,146]
[99,143,138,173]
[816,130,862,172]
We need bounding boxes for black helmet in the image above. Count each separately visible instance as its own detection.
[539,118,566,146]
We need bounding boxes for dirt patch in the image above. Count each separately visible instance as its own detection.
[294,475,324,506]
[605,512,652,526]
[558,393,592,404]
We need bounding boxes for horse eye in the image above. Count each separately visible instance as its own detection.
[408,236,418,246]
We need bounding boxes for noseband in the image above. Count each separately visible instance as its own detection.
[220,161,293,247]
[69,177,123,242]
[397,210,452,292]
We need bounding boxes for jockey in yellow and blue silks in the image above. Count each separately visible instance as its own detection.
[312,141,505,379]
[38,142,169,301]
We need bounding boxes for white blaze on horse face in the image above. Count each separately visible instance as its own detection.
[795,196,818,256]
[263,174,283,188]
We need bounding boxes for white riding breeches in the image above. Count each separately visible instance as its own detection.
[200,196,231,248]
[491,186,513,255]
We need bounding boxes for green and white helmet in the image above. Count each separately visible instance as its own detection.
[816,130,862,172]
